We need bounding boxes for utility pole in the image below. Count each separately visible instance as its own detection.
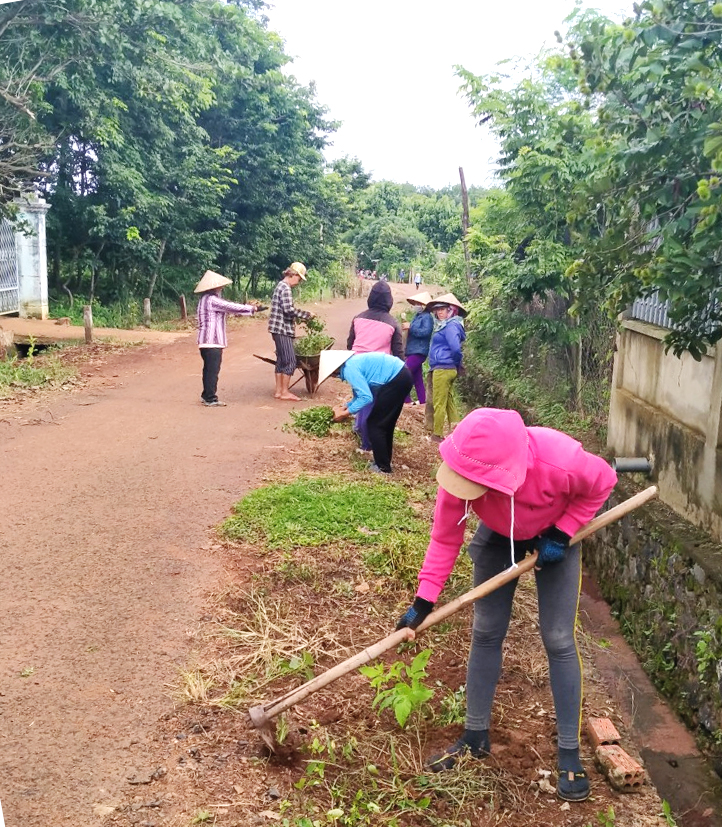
[459,166,472,286]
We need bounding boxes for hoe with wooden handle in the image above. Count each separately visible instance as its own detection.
[248,486,658,749]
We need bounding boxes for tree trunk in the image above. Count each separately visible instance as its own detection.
[459,166,472,287]
[89,241,104,304]
[147,237,167,300]
[575,318,584,413]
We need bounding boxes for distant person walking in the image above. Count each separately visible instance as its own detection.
[347,280,404,450]
[402,291,434,405]
[195,270,264,407]
[268,262,313,402]
[425,293,467,442]
[414,272,422,289]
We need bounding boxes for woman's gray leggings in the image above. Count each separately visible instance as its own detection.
[465,524,583,750]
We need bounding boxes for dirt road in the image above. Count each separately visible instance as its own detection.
[0,285,374,826]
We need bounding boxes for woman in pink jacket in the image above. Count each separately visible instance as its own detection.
[397,407,617,802]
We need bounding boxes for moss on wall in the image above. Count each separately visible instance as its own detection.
[586,482,722,764]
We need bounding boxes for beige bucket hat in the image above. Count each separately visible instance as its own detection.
[285,261,307,280]
[407,291,433,307]
[194,270,232,293]
[318,349,354,386]
[436,461,488,500]
[426,292,468,317]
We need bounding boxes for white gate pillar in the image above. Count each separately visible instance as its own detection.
[14,195,50,319]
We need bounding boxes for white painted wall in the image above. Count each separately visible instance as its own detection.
[608,319,722,541]
[14,195,50,320]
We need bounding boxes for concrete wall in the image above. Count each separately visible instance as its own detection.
[608,319,722,542]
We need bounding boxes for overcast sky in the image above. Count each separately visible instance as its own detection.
[263,0,627,190]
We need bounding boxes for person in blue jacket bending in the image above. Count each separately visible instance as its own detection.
[318,350,413,474]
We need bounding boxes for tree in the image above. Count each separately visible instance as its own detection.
[567,0,722,358]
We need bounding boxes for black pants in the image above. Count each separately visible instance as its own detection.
[367,366,413,472]
[200,347,223,402]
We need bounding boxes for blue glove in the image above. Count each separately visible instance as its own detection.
[396,597,435,630]
[536,527,572,566]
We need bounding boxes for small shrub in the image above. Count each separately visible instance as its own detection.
[360,649,436,727]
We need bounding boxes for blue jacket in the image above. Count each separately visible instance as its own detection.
[429,318,466,370]
[405,310,434,357]
[340,352,405,414]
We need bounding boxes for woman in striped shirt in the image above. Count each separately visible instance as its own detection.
[195,270,264,407]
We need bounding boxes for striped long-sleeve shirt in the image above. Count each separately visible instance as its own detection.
[268,280,311,336]
[197,293,256,348]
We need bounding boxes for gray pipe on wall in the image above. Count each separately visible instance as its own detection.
[611,457,654,475]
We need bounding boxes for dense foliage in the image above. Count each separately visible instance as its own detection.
[0,0,473,310]
[442,0,722,421]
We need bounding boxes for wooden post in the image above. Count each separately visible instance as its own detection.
[83,305,93,344]
[459,166,472,286]
[179,294,187,322]
[143,298,151,327]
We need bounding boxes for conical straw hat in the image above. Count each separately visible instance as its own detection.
[318,350,354,386]
[426,292,468,317]
[407,291,432,307]
[194,270,232,293]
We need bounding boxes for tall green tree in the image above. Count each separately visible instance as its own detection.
[568,0,722,357]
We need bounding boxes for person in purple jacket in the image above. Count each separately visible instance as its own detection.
[347,280,404,450]
[397,408,617,803]
[401,291,433,405]
[194,269,264,407]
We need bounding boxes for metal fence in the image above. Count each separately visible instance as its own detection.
[0,218,19,315]
[631,292,721,335]
[631,293,672,329]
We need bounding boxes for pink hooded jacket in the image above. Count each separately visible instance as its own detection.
[416,408,617,602]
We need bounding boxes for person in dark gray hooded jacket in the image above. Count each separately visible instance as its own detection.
[346,280,405,449]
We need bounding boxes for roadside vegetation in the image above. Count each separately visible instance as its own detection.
[0,340,77,399]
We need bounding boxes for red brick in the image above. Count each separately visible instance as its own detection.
[595,744,646,792]
[587,716,621,750]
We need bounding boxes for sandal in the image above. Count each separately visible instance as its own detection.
[425,738,488,773]
[557,768,590,802]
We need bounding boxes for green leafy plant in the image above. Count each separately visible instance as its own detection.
[661,800,677,827]
[596,805,616,827]
[287,406,336,438]
[360,649,435,727]
[694,629,718,677]
[438,684,466,725]
[0,344,76,398]
[295,317,334,357]
[277,651,316,681]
